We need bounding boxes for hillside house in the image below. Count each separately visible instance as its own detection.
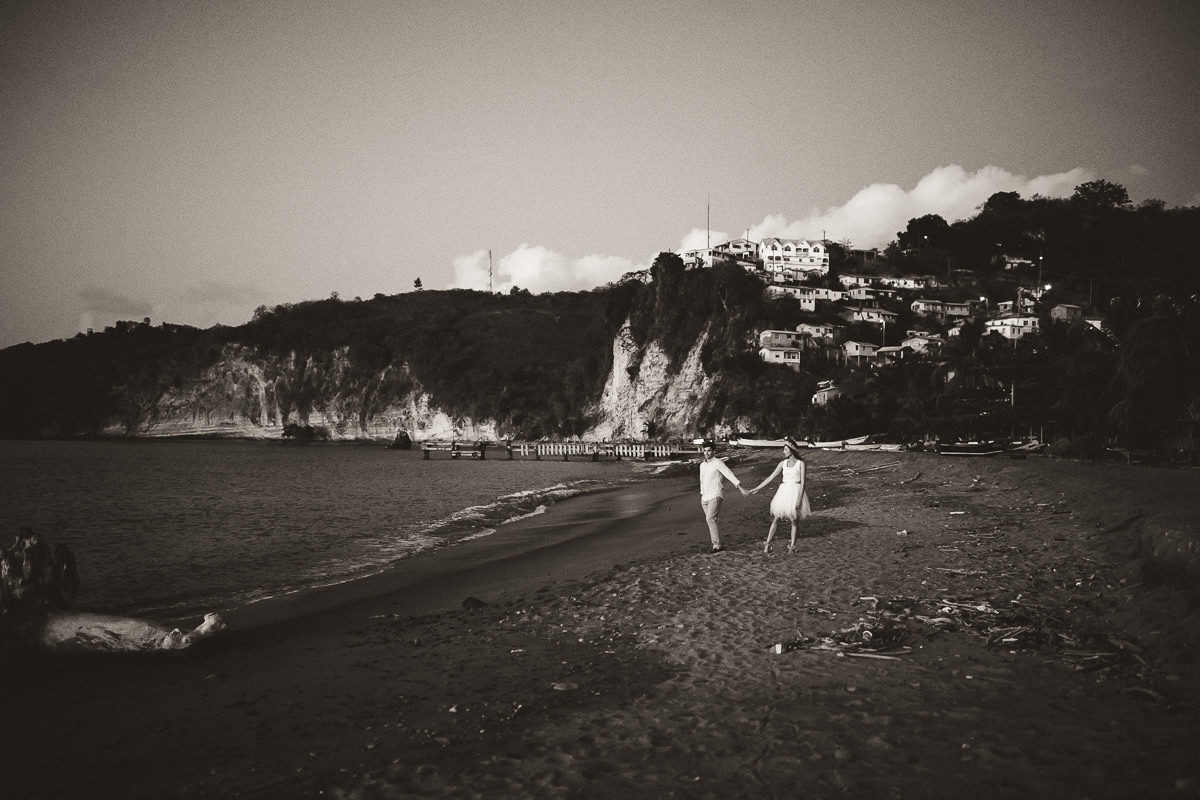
[1051,303,1083,323]
[797,322,837,340]
[901,334,945,354]
[812,380,842,406]
[795,286,846,302]
[911,298,945,318]
[714,238,759,261]
[996,296,1036,316]
[759,329,808,349]
[838,273,875,289]
[760,346,803,368]
[764,285,817,309]
[758,328,812,369]
[841,340,879,365]
[761,238,829,276]
[1001,255,1036,270]
[681,248,716,268]
[986,316,1040,341]
[840,307,899,326]
[945,300,975,318]
[878,275,937,290]
[847,286,879,305]
[876,345,914,363]
[911,298,975,320]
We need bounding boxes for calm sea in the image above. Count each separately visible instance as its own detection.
[0,440,640,622]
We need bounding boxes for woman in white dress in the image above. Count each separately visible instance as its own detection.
[749,438,811,553]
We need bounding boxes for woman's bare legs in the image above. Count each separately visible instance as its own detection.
[764,518,780,553]
[787,520,798,552]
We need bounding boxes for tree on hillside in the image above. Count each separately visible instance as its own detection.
[896,214,952,251]
[1072,179,1131,209]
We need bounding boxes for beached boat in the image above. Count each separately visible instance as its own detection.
[811,435,870,449]
[845,442,904,452]
[731,435,873,450]
[730,437,788,449]
[936,441,1007,457]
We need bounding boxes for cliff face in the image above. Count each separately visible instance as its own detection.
[108,320,720,441]
[583,321,715,441]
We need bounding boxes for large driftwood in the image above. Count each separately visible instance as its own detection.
[35,610,227,652]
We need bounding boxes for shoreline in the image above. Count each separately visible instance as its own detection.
[3,448,1198,799]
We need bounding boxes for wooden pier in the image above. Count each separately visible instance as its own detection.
[420,441,699,462]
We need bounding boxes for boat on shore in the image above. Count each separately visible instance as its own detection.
[731,435,872,450]
[935,440,1007,457]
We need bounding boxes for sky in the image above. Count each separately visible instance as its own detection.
[2,0,1198,348]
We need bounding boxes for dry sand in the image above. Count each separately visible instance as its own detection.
[2,449,1199,799]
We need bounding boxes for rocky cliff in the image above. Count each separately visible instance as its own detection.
[106,319,723,442]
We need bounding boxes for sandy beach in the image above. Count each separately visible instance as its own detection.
[3,449,1199,799]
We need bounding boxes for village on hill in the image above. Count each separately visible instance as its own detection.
[678,232,1100,409]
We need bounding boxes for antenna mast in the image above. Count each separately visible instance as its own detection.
[488,250,493,293]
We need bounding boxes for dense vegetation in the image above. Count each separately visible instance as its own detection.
[1,179,1197,457]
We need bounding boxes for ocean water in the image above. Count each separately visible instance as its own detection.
[0,440,640,621]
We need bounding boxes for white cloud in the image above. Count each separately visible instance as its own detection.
[451,244,638,293]
[78,286,153,317]
[749,164,1095,249]
[678,228,730,252]
[1129,164,1149,177]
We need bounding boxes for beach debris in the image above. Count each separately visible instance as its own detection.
[899,471,923,485]
[849,461,902,475]
[551,682,579,692]
[461,596,488,609]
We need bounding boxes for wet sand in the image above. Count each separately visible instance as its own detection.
[2,449,1198,799]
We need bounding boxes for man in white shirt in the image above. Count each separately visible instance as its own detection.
[699,441,749,553]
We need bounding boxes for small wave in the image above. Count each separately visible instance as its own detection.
[417,479,608,540]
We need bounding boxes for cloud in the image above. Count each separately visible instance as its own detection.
[749,165,1095,249]
[678,228,730,252]
[1128,164,1149,177]
[78,286,153,317]
[451,245,639,293]
[177,280,270,306]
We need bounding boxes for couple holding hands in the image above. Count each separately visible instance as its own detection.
[699,437,811,555]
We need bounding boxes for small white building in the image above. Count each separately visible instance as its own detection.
[764,285,817,309]
[842,340,879,364]
[812,380,842,406]
[714,237,759,260]
[876,345,914,363]
[911,298,945,317]
[901,334,945,354]
[760,345,804,368]
[759,329,807,349]
[1051,303,1083,323]
[878,274,938,290]
[840,307,899,326]
[797,322,837,340]
[986,316,1040,341]
[838,273,875,289]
